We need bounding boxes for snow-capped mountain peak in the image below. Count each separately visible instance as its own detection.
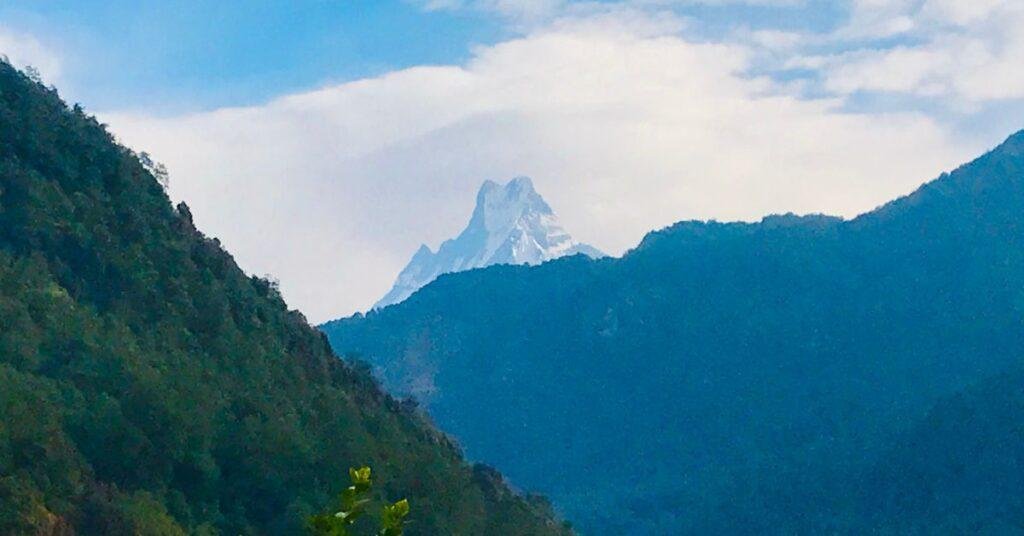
[374,177,604,309]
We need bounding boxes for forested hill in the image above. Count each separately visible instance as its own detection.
[323,130,1024,533]
[0,62,570,535]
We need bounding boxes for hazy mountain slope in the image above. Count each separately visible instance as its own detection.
[0,62,570,536]
[323,131,1024,533]
[851,366,1024,534]
[374,177,602,309]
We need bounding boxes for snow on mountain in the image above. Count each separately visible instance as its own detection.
[374,176,604,309]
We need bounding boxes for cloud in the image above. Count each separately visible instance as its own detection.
[920,0,1005,26]
[0,26,62,84]
[422,1,1024,109]
[103,11,978,322]
[815,1,1024,105]
[836,0,918,39]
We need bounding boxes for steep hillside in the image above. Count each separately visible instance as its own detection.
[0,62,570,535]
[323,131,1024,533]
[852,366,1024,534]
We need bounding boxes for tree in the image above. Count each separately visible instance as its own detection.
[23,65,41,83]
[139,151,170,190]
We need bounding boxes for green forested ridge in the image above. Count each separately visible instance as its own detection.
[324,130,1024,532]
[0,61,570,535]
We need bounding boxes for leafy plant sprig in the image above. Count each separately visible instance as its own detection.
[309,466,409,536]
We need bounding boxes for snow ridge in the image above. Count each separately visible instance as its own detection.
[374,177,604,309]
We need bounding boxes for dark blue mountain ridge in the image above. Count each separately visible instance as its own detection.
[322,130,1024,533]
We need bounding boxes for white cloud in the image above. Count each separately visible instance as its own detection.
[0,26,62,84]
[746,29,805,50]
[103,13,975,322]
[837,0,918,39]
[919,0,1004,27]
[817,1,1024,105]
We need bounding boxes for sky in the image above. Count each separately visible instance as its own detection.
[3,0,1024,322]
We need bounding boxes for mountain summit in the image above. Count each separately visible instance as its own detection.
[374,176,603,308]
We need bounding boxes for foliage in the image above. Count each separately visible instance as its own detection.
[137,151,169,190]
[379,499,410,536]
[323,131,1024,533]
[0,60,570,535]
[308,467,409,536]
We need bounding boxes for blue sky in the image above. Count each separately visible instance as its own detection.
[2,0,853,112]
[3,1,1024,320]
[0,0,512,111]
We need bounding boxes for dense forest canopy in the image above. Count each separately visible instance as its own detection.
[0,61,569,535]
[324,130,1024,533]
